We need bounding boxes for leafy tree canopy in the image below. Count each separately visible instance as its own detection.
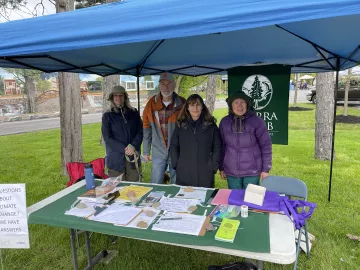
[0,0,25,9]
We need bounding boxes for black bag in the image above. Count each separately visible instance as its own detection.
[208,261,258,270]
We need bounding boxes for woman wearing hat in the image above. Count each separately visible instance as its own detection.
[101,85,143,181]
[170,94,221,188]
[219,91,272,189]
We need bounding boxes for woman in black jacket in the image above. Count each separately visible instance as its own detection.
[102,86,143,181]
[170,94,221,188]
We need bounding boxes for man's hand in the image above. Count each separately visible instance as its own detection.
[220,171,226,180]
[143,155,151,161]
[260,172,269,181]
[124,145,135,156]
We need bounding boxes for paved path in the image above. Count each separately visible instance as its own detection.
[0,91,318,136]
[0,100,229,136]
[0,113,103,136]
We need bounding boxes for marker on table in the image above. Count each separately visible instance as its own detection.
[161,217,182,221]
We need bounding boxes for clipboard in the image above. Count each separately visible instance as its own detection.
[152,213,209,236]
[198,216,211,236]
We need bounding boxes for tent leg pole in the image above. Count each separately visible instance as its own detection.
[328,57,340,202]
[136,66,140,112]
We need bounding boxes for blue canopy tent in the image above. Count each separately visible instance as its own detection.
[0,0,359,201]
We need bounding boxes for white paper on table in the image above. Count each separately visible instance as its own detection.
[65,199,107,218]
[88,205,142,225]
[174,188,208,202]
[152,212,206,236]
[125,207,161,229]
[157,197,200,212]
[65,207,95,218]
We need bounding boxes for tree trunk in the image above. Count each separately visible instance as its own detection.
[57,0,83,175]
[24,76,36,113]
[293,73,299,107]
[174,75,183,94]
[58,73,83,175]
[205,75,217,115]
[315,72,335,160]
[103,76,120,113]
[343,68,352,116]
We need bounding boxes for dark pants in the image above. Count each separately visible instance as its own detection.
[108,160,141,182]
[226,175,260,189]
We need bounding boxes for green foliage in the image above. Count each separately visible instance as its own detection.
[3,68,41,84]
[75,0,106,9]
[178,75,207,96]
[95,76,104,82]
[35,79,52,92]
[290,73,316,81]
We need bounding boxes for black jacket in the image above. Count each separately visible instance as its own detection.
[170,117,221,188]
[102,108,143,172]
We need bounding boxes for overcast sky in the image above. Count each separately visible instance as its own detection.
[1,0,55,22]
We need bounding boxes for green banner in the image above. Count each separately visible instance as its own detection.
[227,65,290,145]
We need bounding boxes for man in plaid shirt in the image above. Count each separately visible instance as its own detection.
[142,73,186,184]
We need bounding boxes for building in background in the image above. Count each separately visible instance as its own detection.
[120,75,159,91]
[120,75,159,105]
[3,79,21,95]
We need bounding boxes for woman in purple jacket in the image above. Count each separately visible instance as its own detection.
[219,91,272,189]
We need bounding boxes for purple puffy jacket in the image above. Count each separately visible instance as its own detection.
[219,111,272,177]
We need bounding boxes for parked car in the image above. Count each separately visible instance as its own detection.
[306,81,360,104]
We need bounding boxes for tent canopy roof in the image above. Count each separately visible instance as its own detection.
[0,0,359,76]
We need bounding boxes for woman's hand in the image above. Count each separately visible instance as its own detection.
[260,172,269,181]
[220,171,227,180]
[125,146,135,156]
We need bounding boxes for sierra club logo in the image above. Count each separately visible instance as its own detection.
[242,74,273,110]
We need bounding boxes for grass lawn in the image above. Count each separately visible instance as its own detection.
[0,103,359,270]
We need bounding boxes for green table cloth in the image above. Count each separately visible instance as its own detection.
[28,182,270,253]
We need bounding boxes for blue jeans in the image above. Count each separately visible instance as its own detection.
[151,155,176,184]
[227,175,260,189]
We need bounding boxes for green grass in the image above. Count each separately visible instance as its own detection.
[1,103,359,270]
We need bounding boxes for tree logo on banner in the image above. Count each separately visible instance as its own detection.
[242,74,273,110]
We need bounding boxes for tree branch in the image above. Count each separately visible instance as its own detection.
[12,73,25,84]
[33,0,48,16]
[0,11,11,21]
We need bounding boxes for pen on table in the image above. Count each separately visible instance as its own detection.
[161,217,182,221]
